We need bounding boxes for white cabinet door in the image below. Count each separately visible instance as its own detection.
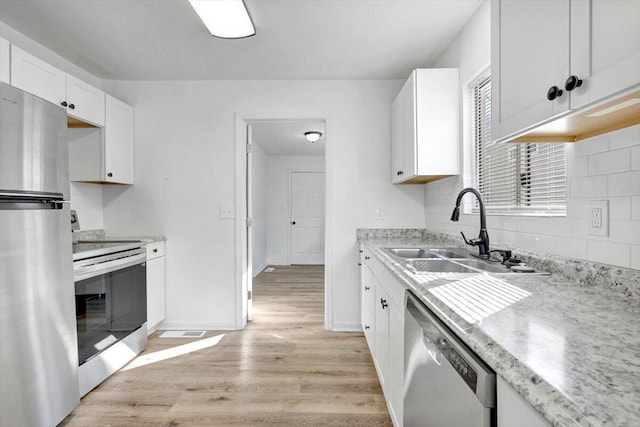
[402,73,417,179]
[104,94,134,184]
[0,37,10,84]
[374,288,390,390]
[570,0,640,109]
[10,45,65,107]
[387,300,404,427]
[492,0,571,142]
[390,69,459,184]
[66,74,105,127]
[497,376,550,427]
[146,252,166,334]
[390,91,404,183]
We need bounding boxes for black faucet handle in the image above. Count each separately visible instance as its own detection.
[460,231,476,246]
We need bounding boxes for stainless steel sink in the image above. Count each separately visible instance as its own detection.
[427,249,469,259]
[384,248,440,258]
[406,259,475,273]
[456,259,511,273]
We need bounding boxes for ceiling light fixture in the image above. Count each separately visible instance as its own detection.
[189,0,256,39]
[304,131,323,143]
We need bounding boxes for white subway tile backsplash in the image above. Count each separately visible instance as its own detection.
[571,133,609,156]
[609,220,640,245]
[609,197,632,220]
[567,155,588,178]
[631,145,640,170]
[589,149,630,175]
[571,175,608,198]
[632,196,640,221]
[631,245,640,270]
[608,171,640,196]
[542,217,572,237]
[571,216,589,238]
[587,241,631,268]
[608,125,640,150]
[546,235,588,260]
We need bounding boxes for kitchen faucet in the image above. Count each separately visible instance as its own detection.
[450,187,490,259]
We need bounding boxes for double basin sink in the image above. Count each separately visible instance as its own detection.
[383,247,548,276]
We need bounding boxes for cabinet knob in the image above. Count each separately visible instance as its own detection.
[397,170,404,176]
[359,249,363,253]
[68,103,75,110]
[380,298,388,309]
[153,248,158,253]
[547,86,563,101]
[364,286,370,291]
[365,325,370,330]
[107,172,113,177]
[61,101,68,107]
[364,256,370,260]
[358,262,362,266]
[291,221,296,225]
[564,75,583,91]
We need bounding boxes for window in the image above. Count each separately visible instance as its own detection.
[471,72,567,215]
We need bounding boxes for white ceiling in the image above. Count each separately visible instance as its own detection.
[251,121,326,156]
[0,0,483,80]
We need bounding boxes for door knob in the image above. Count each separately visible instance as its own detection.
[564,75,583,91]
[547,85,563,101]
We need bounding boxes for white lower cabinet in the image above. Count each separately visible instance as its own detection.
[497,376,550,427]
[360,246,404,426]
[146,241,166,334]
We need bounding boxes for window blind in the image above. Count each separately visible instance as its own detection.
[471,74,567,215]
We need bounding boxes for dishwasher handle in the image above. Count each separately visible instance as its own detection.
[406,292,496,408]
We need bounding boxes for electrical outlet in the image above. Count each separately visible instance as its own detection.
[589,200,608,236]
[220,204,235,219]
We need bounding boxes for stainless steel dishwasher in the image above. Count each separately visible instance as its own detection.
[404,292,496,427]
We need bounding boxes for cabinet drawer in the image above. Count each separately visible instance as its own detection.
[146,241,165,260]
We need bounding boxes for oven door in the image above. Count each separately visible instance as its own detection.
[75,252,147,365]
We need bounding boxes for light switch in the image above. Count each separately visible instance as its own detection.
[220,204,235,219]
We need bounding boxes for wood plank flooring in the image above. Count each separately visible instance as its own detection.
[61,265,392,426]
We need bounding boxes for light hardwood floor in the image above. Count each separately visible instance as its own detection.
[61,265,392,426]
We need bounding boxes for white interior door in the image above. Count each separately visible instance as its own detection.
[290,172,325,265]
[246,126,253,321]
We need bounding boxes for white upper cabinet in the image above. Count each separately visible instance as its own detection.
[569,0,640,110]
[390,68,460,184]
[10,45,105,126]
[66,74,105,127]
[1,37,10,84]
[11,44,66,107]
[104,95,134,184]
[492,0,640,143]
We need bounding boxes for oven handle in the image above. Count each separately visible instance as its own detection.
[74,251,147,282]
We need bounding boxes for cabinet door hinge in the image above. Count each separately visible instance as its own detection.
[246,217,253,227]
[246,143,252,154]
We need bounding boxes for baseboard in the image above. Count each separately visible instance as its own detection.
[330,321,362,332]
[265,260,289,266]
[252,261,268,277]
[159,320,239,331]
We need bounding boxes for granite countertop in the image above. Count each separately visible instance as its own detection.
[73,229,166,244]
[358,233,640,427]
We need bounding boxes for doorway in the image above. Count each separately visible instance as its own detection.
[235,116,329,329]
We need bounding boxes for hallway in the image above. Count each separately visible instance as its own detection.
[62,265,392,426]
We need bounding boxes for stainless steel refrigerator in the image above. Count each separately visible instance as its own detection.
[0,82,79,426]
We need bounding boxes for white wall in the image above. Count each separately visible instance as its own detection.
[101,79,426,330]
[425,1,640,270]
[266,155,325,265]
[251,142,268,276]
[69,183,103,231]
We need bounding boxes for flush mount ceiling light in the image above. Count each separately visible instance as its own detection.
[189,0,256,39]
[304,131,323,143]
